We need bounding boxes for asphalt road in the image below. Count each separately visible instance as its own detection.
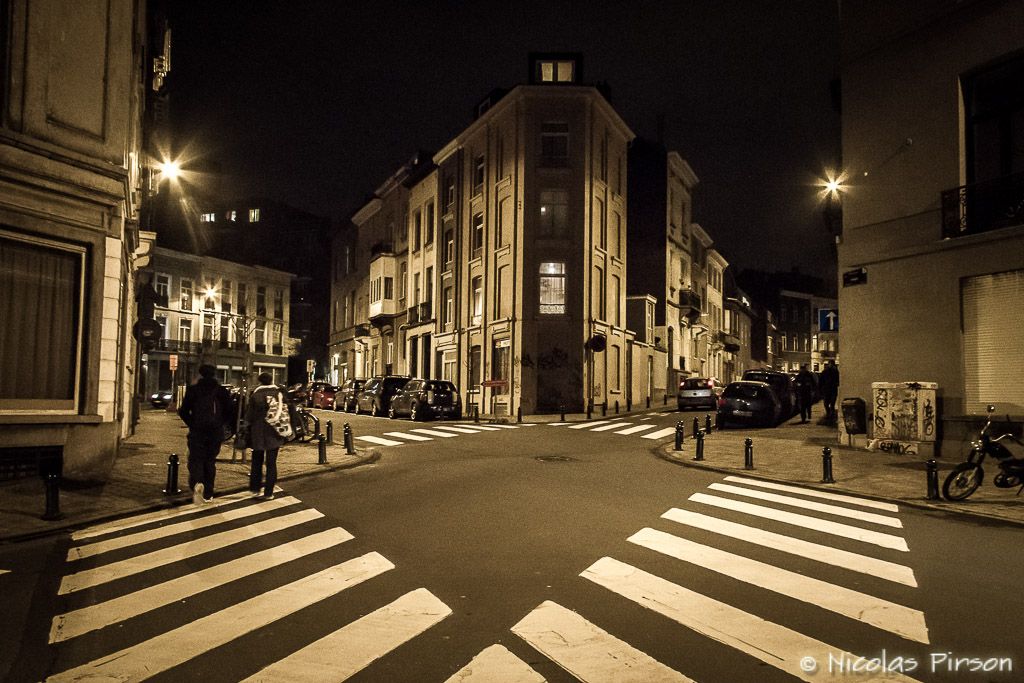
[2,410,1022,682]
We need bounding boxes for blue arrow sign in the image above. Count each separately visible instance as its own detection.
[818,308,838,332]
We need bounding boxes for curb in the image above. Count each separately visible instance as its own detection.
[0,448,382,546]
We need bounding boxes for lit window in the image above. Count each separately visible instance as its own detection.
[538,60,575,83]
[200,213,216,223]
[471,276,483,325]
[226,210,236,222]
[154,273,170,299]
[472,212,484,254]
[539,262,566,314]
[179,319,192,343]
[249,208,260,222]
[180,279,193,312]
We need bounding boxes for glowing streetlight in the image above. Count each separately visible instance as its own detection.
[817,169,848,202]
[157,159,181,182]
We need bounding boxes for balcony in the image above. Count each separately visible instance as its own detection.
[941,171,1024,239]
[418,300,432,321]
[152,339,201,355]
[407,305,421,325]
[718,330,741,353]
[677,288,702,323]
[353,324,370,339]
[370,241,394,256]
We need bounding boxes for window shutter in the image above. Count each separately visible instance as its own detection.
[962,270,1024,412]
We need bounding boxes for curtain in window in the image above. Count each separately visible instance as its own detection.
[0,236,80,402]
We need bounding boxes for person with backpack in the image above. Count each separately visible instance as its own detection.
[177,364,235,505]
[245,372,291,500]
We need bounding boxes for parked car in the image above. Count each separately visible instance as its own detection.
[742,369,797,418]
[718,380,782,427]
[149,389,172,408]
[389,379,462,420]
[335,378,365,412]
[356,375,412,416]
[309,382,339,410]
[677,377,723,411]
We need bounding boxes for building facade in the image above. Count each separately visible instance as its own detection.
[837,0,1024,452]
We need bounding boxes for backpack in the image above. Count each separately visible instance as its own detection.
[264,390,294,440]
[190,385,223,431]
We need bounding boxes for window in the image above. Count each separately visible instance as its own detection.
[611,274,621,326]
[471,276,483,325]
[446,176,456,210]
[966,54,1024,185]
[255,319,266,350]
[469,345,482,388]
[539,189,568,237]
[200,213,216,223]
[154,273,170,299]
[595,197,606,250]
[399,262,408,302]
[443,286,454,325]
[179,319,192,343]
[238,283,248,316]
[413,273,421,305]
[472,212,484,255]
[443,351,457,381]
[497,196,511,247]
[425,202,434,245]
[155,314,168,339]
[203,313,215,340]
[384,277,393,300]
[541,122,569,162]
[256,286,267,316]
[645,301,655,344]
[412,210,421,250]
[539,262,566,314]
[496,265,510,318]
[444,229,454,266]
[425,267,433,302]
[249,208,260,222]
[538,59,575,82]
[611,345,621,391]
[594,265,605,320]
[492,339,510,395]
[612,212,621,258]
[180,279,193,312]
[344,245,353,274]
[781,334,788,351]
[0,233,85,410]
[273,289,283,319]
[473,155,485,194]
[273,323,283,349]
[221,280,233,314]
[227,210,237,222]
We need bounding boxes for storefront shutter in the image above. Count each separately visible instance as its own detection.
[962,269,1024,412]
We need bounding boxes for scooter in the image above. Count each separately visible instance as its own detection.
[943,404,1024,500]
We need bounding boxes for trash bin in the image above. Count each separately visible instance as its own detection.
[841,397,866,434]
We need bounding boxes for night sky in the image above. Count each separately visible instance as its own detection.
[163,0,842,281]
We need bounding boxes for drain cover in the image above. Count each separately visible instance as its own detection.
[535,455,577,462]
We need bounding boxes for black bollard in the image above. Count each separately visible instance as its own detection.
[473,405,480,423]
[692,416,700,439]
[163,453,180,495]
[627,397,632,412]
[318,435,328,464]
[695,430,705,461]
[646,395,651,409]
[715,410,723,430]
[343,422,355,455]
[42,471,62,520]
[821,446,836,483]
[326,420,334,444]
[674,421,685,451]
[925,459,940,499]
[664,394,668,406]
[517,406,522,423]
[615,400,619,415]
[601,402,607,417]
[314,414,322,437]
[587,401,592,420]
[744,438,754,470]
[560,403,566,422]
[705,413,713,434]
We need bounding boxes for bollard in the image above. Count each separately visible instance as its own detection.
[646,396,651,409]
[474,405,480,423]
[343,422,355,455]
[674,421,685,451]
[560,403,566,422]
[744,438,754,470]
[925,459,940,499]
[664,394,668,406]
[42,471,62,520]
[587,401,592,420]
[695,429,705,461]
[163,452,180,495]
[318,435,328,464]
[615,400,619,415]
[693,416,700,439]
[715,410,723,430]
[314,415,322,437]
[705,413,713,434]
[601,402,607,417]
[626,397,631,412]
[326,420,334,444]
[821,446,836,483]
[517,406,522,423]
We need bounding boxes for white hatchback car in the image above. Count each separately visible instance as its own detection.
[677,377,723,411]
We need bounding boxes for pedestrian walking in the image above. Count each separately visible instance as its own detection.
[820,360,840,423]
[795,364,816,423]
[245,372,290,500]
[177,364,235,505]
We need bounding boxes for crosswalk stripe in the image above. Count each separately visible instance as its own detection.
[723,476,900,512]
[58,508,324,595]
[662,508,917,586]
[488,424,521,429]
[67,497,303,561]
[433,425,488,434]
[582,557,924,683]
[46,552,394,683]
[445,644,546,682]
[568,420,614,429]
[546,423,570,426]
[50,528,353,644]
[629,528,929,643]
[512,600,693,682]
[614,424,658,435]
[457,424,502,431]
[384,431,433,441]
[240,588,450,682]
[356,435,405,446]
[519,423,538,426]
[708,483,903,528]
[690,493,909,551]
[410,428,458,438]
[590,422,631,431]
[70,489,273,542]
[641,427,678,440]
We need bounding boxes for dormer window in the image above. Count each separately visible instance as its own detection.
[529,53,582,85]
[539,60,575,83]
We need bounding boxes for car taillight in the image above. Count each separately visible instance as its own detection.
[706,380,713,388]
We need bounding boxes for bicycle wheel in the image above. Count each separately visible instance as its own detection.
[942,462,984,501]
[297,412,316,442]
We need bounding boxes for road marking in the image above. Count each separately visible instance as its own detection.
[519,423,538,426]
[67,497,303,561]
[582,557,923,683]
[58,508,324,595]
[568,420,614,429]
[723,476,900,512]
[690,493,909,551]
[488,424,521,429]
[457,424,502,431]
[356,435,405,447]
[240,588,450,682]
[641,427,678,440]
[512,600,692,682]
[708,483,903,527]
[433,425,489,434]
[590,422,631,431]
[46,553,394,683]
[384,431,433,441]
[662,508,917,586]
[445,644,546,682]
[546,423,570,426]
[614,424,658,435]
[50,528,353,643]
[410,428,458,438]
[629,528,928,642]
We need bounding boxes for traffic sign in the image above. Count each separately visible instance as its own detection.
[481,379,507,388]
[168,354,178,371]
[818,308,838,332]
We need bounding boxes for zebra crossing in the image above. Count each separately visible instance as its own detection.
[355,422,536,447]
[551,417,680,441]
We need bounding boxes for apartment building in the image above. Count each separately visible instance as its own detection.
[706,249,729,380]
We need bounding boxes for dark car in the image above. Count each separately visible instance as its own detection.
[677,377,723,411]
[718,380,782,427]
[389,379,462,421]
[308,382,339,410]
[356,375,412,417]
[335,378,365,412]
[149,389,173,408]
[742,369,797,417]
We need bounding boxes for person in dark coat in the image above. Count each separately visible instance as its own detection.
[245,372,290,500]
[177,364,235,505]
[795,364,816,423]
[819,360,840,422]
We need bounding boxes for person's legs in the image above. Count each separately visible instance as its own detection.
[250,450,266,493]
[186,433,205,501]
[264,448,279,497]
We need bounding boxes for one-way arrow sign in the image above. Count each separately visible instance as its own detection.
[818,308,838,332]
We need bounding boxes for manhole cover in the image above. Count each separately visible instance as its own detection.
[535,455,577,463]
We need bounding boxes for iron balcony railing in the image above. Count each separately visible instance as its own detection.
[941,171,1024,239]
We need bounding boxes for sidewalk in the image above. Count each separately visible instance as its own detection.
[0,409,380,544]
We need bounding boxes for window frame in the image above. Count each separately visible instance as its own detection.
[539,261,567,315]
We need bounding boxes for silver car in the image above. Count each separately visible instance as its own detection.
[677,377,723,411]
